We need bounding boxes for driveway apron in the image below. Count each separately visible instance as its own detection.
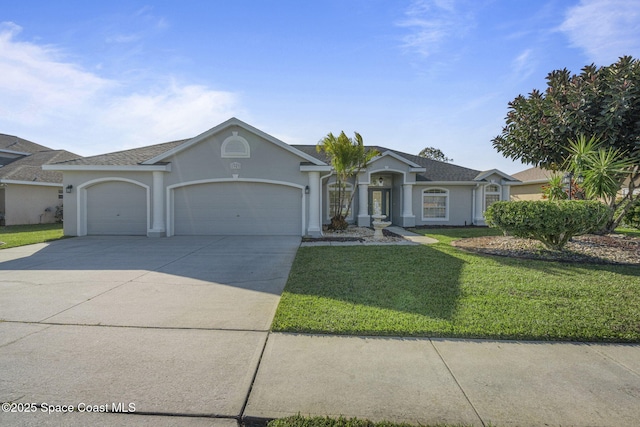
[0,235,299,425]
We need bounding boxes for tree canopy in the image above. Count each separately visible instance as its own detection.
[418,147,453,162]
[492,56,640,231]
[492,55,640,169]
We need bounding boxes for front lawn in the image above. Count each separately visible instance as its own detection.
[272,228,640,342]
[0,223,65,249]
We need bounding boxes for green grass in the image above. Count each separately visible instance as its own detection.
[268,415,470,427]
[272,227,640,342]
[0,223,65,249]
[616,227,640,238]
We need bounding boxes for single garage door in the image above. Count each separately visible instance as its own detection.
[173,182,302,236]
[86,181,147,235]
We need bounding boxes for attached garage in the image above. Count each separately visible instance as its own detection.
[171,181,302,236]
[86,181,148,235]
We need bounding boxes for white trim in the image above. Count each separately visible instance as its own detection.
[483,183,502,212]
[368,150,424,169]
[143,117,326,166]
[359,168,407,185]
[0,179,62,187]
[421,187,449,221]
[474,169,517,182]
[77,177,150,237]
[43,164,171,172]
[165,178,306,237]
[221,131,250,158]
[300,165,332,172]
[414,181,484,186]
[0,148,31,156]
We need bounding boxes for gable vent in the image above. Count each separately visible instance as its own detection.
[221,131,250,158]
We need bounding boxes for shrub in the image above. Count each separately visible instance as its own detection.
[484,200,610,250]
[622,198,640,229]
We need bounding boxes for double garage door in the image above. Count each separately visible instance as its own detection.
[85,181,302,236]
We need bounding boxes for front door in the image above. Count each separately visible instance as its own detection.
[368,188,391,221]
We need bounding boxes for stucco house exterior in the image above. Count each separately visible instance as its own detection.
[44,118,519,237]
[510,167,552,201]
[0,134,80,226]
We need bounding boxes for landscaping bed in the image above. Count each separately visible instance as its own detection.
[452,233,640,265]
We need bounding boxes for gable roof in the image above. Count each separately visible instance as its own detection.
[294,144,485,182]
[0,150,81,184]
[0,134,51,155]
[53,118,327,168]
[512,166,560,183]
[142,117,326,166]
[55,139,187,166]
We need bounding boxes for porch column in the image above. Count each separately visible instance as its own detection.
[474,184,485,225]
[307,171,322,237]
[401,184,415,227]
[357,183,370,227]
[149,171,166,237]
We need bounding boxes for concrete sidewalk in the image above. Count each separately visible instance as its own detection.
[245,334,640,427]
[2,237,639,426]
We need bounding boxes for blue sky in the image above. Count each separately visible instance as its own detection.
[1,0,639,174]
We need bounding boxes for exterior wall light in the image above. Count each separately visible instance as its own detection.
[65,184,73,193]
[305,185,310,194]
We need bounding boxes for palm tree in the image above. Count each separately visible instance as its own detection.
[565,135,635,231]
[317,131,379,230]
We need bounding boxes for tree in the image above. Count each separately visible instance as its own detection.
[565,135,635,230]
[418,147,453,162]
[317,131,379,230]
[492,56,640,231]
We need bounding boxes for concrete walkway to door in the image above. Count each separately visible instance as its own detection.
[0,235,299,426]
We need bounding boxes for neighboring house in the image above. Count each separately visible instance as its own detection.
[44,118,519,237]
[0,134,81,226]
[510,167,555,201]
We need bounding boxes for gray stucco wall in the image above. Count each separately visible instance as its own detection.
[3,184,61,226]
[413,184,475,226]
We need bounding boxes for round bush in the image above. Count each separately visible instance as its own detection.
[484,200,611,250]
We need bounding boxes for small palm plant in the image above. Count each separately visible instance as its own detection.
[317,131,379,230]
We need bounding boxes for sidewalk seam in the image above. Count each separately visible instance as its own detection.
[239,331,271,421]
[429,339,486,427]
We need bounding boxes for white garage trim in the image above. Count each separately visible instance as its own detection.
[77,177,150,236]
[166,178,306,237]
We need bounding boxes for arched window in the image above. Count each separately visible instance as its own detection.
[422,188,448,220]
[221,131,250,158]
[484,184,501,210]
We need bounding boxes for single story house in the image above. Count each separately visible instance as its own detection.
[44,118,519,237]
[510,167,552,201]
[0,134,80,226]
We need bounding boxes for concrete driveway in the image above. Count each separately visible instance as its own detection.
[0,235,300,426]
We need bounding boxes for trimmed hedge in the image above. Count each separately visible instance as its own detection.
[484,200,610,250]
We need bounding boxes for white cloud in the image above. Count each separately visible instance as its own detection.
[559,0,640,64]
[0,22,240,155]
[396,0,471,58]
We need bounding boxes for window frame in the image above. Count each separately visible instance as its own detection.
[484,184,501,211]
[327,182,354,220]
[422,187,449,221]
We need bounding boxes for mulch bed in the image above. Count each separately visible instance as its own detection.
[452,233,640,266]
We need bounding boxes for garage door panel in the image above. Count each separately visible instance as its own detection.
[86,182,147,235]
[173,182,301,236]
